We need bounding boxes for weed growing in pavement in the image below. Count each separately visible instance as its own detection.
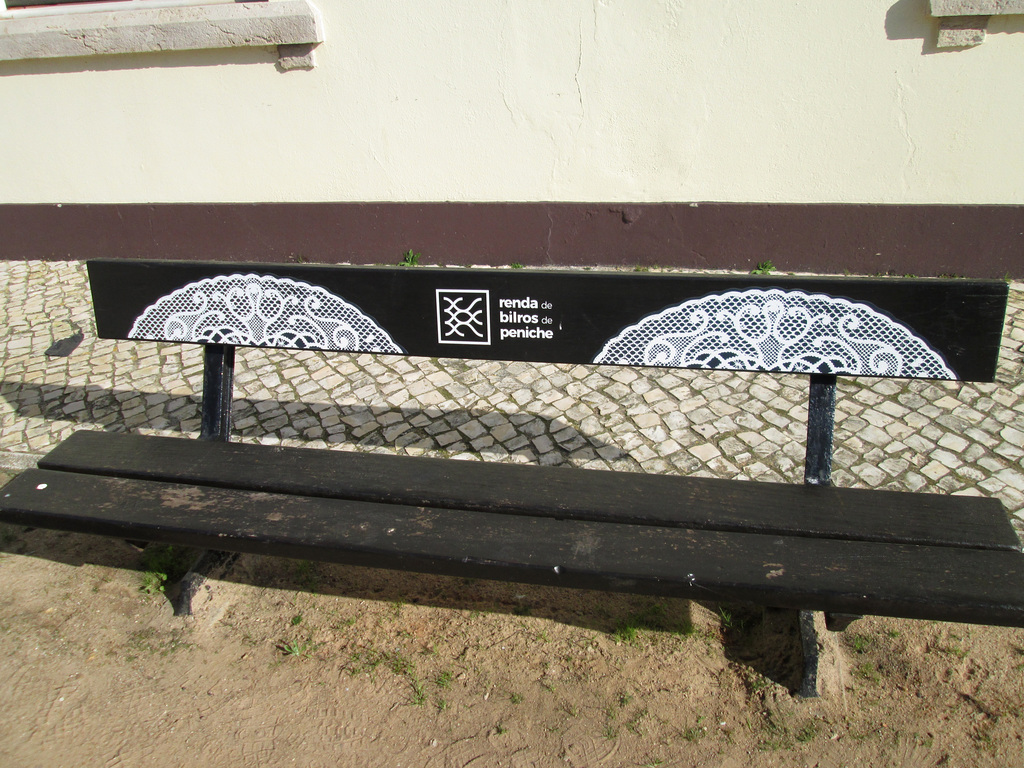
[399,250,421,267]
[410,676,428,705]
[751,261,776,275]
[277,639,317,659]
[140,571,167,595]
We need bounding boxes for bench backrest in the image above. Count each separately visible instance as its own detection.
[88,260,1008,382]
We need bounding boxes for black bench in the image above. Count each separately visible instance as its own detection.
[0,259,1018,697]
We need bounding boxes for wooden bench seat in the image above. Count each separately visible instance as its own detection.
[3,430,1021,627]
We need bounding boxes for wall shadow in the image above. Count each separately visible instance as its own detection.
[886,0,936,42]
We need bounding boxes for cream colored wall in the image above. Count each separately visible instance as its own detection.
[1,0,1021,204]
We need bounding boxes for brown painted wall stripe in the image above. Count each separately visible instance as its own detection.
[1,203,1021,278]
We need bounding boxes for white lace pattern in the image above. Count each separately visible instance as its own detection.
[593,288,955,379]
[128,273,403,353]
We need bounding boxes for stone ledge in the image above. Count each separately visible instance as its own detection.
[0,0,324,65]
[930,0,1024,14]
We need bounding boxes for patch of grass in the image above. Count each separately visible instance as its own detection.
[796,721,820,743]
[602,724,619,740]
[290,614,303,626]
[435,670,454,689]
[751,260,776,275]
[717,605,750,635]
[613,602,693,644]
[139,544,195,595]
[849,633,873,653]
[386,651,414,675]
[0,523,20,547]
[626,708,648,736]
[125,627,193,658]
[436,697,450,712]
[292,560,319,591]
[682,725,705,743]
[614,622,640,644]
[494,723,508,735]
[399,250,421,267]
[853,661,882,684]
[140,571,167,595]
[510,692,523,704]
[510,262,524,269]
[347,648,386,675]
[932,631,969,659]
[758,711,795,751]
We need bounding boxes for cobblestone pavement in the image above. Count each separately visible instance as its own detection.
[1,261,1022,538]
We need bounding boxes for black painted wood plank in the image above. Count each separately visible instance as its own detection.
[40,431,1022,552]
[3,469,1024,627]
[87,260,1008,381]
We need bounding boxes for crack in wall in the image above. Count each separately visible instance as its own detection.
[893,73,917,197]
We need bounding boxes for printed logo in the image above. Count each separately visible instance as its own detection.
[437,289,491,345]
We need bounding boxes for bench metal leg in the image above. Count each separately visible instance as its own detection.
[797,609,819,698]
[798,374,837,696]
[171,549,241,617]
[187,344,238,614]
[200,343,235,442]
[804,373,836,486]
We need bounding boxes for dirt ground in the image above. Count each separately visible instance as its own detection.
[1,488,1022,768]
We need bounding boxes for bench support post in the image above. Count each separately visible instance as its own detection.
[804,373,836,486]
[797,373,838,697]
[200,343,235,442]
[181,343,237,615]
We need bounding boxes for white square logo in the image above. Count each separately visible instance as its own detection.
[436,289,491,345]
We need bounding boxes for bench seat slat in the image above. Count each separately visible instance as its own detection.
[39,431,1022,552]
[3,468,1024,628]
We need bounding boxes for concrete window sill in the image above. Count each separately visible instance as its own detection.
[929,0,1024,47]
[0,0,324,69]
